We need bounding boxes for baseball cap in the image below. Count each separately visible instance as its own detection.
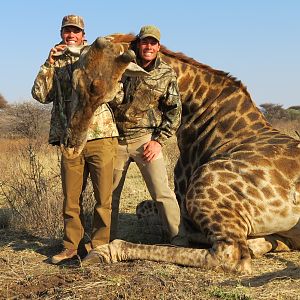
[138,25,161,42]
[61,15,85,30]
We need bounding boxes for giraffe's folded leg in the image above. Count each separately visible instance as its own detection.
[247,235,292,258]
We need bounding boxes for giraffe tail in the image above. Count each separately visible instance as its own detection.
[82,239,252,274]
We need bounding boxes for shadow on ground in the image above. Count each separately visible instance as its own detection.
[0,211,166,258]
[220,253,300,288]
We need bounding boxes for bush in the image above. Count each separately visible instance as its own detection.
[0,93,8,109]
[0,101,51,139]
[260,103,300,123]
[286,108,300,121]
[0,137,96,240]
[0,140,62,237]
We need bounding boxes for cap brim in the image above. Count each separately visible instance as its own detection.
[139,34,160,42]
[61,23,84,30]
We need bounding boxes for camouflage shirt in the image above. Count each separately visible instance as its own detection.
[31,45,118,145]
[110,54,181,146]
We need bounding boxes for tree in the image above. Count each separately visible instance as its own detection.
[2,101,51,139]
[260,103,287,122]
[286,107,300,121]
[288,105,300,111]
[0,93,8,109]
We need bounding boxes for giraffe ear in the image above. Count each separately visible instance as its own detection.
[119,49,136,63]
[123,62,150,77]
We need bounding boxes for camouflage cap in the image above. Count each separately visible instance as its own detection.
[61,15,85,30]
[138,25,161,42]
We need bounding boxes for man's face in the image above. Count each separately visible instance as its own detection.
[61,26,84,46]
[138,37,160,66]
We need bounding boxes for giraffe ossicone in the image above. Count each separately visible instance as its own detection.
[71,34,300,274]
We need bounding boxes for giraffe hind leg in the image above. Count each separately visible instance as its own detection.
[247,235,293,258]
[136,200,169,243]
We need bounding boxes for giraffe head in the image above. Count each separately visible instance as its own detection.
[60,37,148,159]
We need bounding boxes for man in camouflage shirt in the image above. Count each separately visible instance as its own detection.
[31,15,118,264]
[110,25,187,245]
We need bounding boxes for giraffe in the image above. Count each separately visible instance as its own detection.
[79,34,300,273]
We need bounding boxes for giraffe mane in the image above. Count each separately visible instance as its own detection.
[107,33,249,96]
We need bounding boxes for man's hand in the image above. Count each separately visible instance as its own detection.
[48,44,67,64]
[143,140,162,162]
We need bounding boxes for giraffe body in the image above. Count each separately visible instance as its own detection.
[78,34,300,273]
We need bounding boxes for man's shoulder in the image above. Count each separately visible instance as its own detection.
[159,59,172,69]
[158,59,177,75]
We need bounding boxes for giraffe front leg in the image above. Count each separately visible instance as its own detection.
[82,239,127,266]
[212,239,252,274]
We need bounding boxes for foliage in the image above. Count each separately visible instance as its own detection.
[260,103,300,123]
[0,140,63,237]
[260,103,287,122]
[0,101,51,139]
[209,286,251,300]
[0,93,8,109]
[288,105,300,111]
[286,107,300,120]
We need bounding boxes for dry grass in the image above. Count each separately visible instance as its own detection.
[0,138,63,237]
[1,123,300,299]
[272,119,300,139]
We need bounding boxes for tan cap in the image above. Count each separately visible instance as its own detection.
[61,15,85,30]
[138,25,160,42]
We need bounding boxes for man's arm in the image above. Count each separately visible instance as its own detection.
[31,62,56,104]
[31,45,67,104]
[151,76,182,146]
[144,74,182,162]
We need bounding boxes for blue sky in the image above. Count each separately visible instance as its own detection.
[1,0,299,108]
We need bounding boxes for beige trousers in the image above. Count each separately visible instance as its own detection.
[61,137,118,250]
[110,134,181,241]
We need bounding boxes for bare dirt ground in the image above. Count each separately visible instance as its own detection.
[1,221,300,300]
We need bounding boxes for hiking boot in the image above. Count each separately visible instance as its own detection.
[51,248,78,264]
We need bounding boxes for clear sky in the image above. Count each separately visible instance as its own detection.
[1,0,299,108]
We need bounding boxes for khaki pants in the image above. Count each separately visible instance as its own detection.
[110,134,181,241]
[61,137,117,250]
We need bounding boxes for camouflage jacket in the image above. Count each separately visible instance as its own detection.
[110,54,182,146]
[31,44,118,145]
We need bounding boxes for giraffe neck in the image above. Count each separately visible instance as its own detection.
[160,53,273,199]
[162,54,270,156]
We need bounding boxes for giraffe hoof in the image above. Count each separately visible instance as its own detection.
[82,251,105,266]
